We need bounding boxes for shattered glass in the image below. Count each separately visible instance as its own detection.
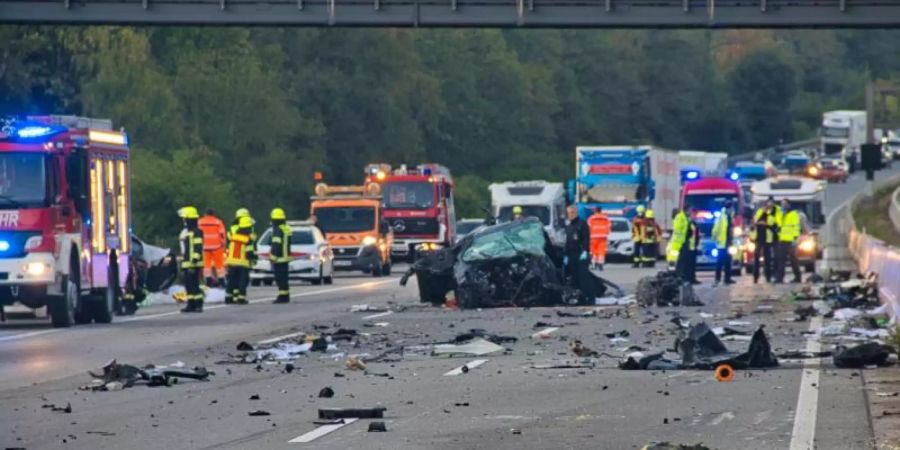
[461,221,547,262]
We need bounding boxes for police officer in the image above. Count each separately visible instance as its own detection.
[177,206,205,313]
[631,205,646,268]
[269,208,292,304]
[712,200,736,286]
[226,215,255,304]
[564,205,593,298]
[673,204,699,284]
[775,199,802,283]
[641,209,662,268]
[752,197,779,283]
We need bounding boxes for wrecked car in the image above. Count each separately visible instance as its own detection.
[118,235,178,315]
[400,218,615,308]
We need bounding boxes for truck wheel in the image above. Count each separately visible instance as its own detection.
[371,263,383,277]
[91,253,117,324]
[50,272,78,328]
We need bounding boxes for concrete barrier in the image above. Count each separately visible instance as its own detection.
[890,185,900,233]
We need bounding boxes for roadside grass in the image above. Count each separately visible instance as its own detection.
[853,180,900,247]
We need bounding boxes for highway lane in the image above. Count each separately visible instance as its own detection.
[0,168,895,450]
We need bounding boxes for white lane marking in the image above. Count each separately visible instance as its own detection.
[443,359,488,376]
[531,327,559,340]
[790,316,822,450]
[257,331,307,346]
[288,418,358,443]
[0,279,396,343]
[362,310,393,320]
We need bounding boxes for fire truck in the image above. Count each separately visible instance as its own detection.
[0,116,130,327]
[364,163,456,261]
[310,180,393,276]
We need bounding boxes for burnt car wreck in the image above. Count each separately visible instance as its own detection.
[400,218,619,308]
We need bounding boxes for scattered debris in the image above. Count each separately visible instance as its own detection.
[248,410,271,416]
[42,402,72,413]
[236,341,255,351]
[318,407,386,420]
[833,343,894,368]
[368,421,387,432]
[345,357,367,371]
[82,360,212,390]
[451,329,517,345]
[433,338,504,357]
[350,304,388,313]
[318,387,335,398]
[640,443,711,450]
[570,340,599,358]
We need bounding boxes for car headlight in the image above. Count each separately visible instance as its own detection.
[733,226,743,237]
[728,246,738,256]
[24,262,49,276]
[362,236,377,246]
[798,238,816,253]
[711,248,719,258]
[24,236,43,251]
[807,166,820,176]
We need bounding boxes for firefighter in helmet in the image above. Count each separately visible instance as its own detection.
[177,206,205,313]
[226,215,255,305]
[269,208,293,304]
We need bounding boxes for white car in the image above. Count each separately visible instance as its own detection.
[251,222,334,286]
[607,217,634,259]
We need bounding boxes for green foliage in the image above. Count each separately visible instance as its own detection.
[2,27,900,242]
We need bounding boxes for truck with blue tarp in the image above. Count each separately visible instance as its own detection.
[571,146,680,231]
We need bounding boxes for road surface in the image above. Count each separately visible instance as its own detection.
[1,167,896,450]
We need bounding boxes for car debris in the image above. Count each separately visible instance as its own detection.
[248,410,271,416]
[433,338,505,357]
[400,218,621,308]
[450,329,518,345]
[640,443,711,450]
[81,360,212,390]
[368,421,388,432]
[318,407,386,420]
[42,402,73,413]
[318,387,335,398]
[345,357,367,371]
[569,340,599,357]
[636,271,701,307]
[833,343,894,368]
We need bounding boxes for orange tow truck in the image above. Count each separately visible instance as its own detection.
[310,181,393,276]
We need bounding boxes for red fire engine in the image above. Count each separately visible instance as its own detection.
[365,163,456,260]
[0,116,130,327]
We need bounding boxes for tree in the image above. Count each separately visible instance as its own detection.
[729,48,798,149]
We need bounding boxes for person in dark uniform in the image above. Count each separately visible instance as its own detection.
[564,205,594,299]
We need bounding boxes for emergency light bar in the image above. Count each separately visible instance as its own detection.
[682,170,700,181]
[314,182,381,198]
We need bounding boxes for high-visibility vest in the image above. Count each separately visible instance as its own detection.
[671,211,688,251]
[752,207,778,244]
[180,228,204,270]
[711,208,730,249]
[779,210,801,242]
[269,223,293,264]
[198,215,226,251]
[226,231,253,267]
[587,213,611,240]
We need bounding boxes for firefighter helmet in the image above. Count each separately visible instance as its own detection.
[235,208,251,219]
[512,206,523,215]
[645,209,655,219]
[178,206,199,219]
[636,205,646,216]
[271,208,286,220]
[238,216,254,228]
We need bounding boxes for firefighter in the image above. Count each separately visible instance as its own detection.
[641,209,662,268]
[199,208,227,287]
[177,206,205,313]
[564,205,594,298]
[226,215,255,305]
[752,197,779,283]
[229,208,258,296]
[511,205,525,221]
[673,204,699,284]
[774,199,802,284]
[631,205,646,268]
[587,207,611,271]
[269,208,293,304]
[712,200,736,286]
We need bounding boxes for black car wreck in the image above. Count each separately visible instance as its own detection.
[400,218,619,308]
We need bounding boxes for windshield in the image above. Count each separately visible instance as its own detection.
[791,202,824,226]
[685,193,738,214]
[583,183,644,203]
[383,181,435,210]
[821,126,849,138]
[461,220,547,262]
[611,220,630,233]
[259,229,314,246]
[497,205,550,226]
[0,153,46,208]
[456,221,482,236]
[314,207,376,233]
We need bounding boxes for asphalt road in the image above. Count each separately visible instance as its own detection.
[1,167,897,450]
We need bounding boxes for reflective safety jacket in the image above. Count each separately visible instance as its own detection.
[711,208,732,249]
[641,218,662,244]
[587,213,611,240]
[227,229,254,268]
[199,215,227,251]
[631,216,646,242]
[752,207,779,244]
[269,223,293,264]
[779,210,802,243]
[671,211,689,251]
[180,227,204,270]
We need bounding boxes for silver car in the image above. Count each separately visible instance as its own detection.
[251,223,334,286]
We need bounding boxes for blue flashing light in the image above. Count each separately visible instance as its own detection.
[0,240,8,252]
[423,168,433,176]
[685,170,700,180]
[711,248,719,258]
[16,126,54,138]
[728,171,740,181]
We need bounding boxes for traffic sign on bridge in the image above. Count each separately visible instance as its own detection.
[3,0,900,27]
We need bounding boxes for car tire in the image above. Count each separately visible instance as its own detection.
[50,258,80,328]
[371,263,383,277]
[91,253,117,324]
[804,262,815,273]
[312,265,324,285]
[382,261,391,276]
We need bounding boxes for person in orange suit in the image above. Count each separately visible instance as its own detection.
[587,207,611,271]
[198,208,227,287]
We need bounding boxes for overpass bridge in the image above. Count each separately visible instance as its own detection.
[2,0,900,27]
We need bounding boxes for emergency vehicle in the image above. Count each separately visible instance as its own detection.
[668,174,745,276]
[747,176,825,273]
[365,163,455,261]
[0,116,130,327]
[310,180,393,276]
[489,181,567,245]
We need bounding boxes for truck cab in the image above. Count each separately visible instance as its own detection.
[488,181,567,246]
[820,110,867,173]
[0,116,130,327]
[748,176,825,272]
[673,177,745,275]
[310,182,393,276]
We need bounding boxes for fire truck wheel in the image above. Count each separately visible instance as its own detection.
[49,273,78,328]
[382,261,391,276]
[91,255,117,324]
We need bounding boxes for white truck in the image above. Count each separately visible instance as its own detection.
[678,150,728,177]
[820,110,867,173]
[489,181,567,245]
